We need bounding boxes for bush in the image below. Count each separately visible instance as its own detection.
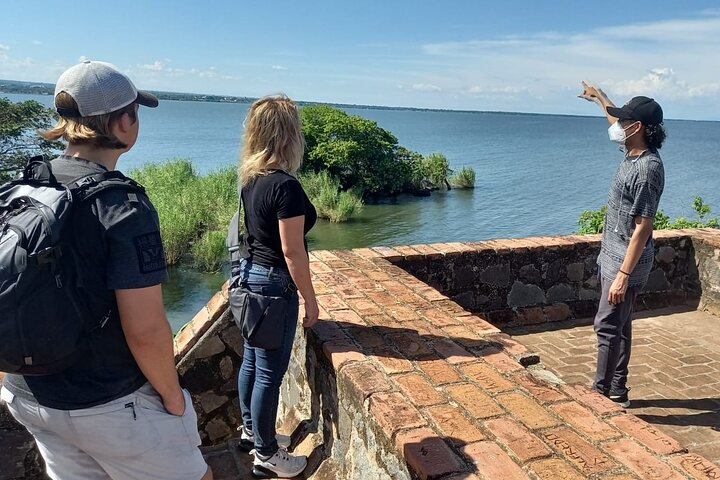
[298,170,363,222]
[577,197,718,234]
[191,230,229,271]
[449,166,476,189]
[421,153,452,188]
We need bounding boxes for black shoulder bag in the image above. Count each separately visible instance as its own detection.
[225,194,292,351]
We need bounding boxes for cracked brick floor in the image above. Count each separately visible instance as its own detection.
[508,307,720,466]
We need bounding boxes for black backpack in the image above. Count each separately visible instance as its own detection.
[0,156,146,375]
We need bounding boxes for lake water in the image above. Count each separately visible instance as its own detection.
[6,93,720,330]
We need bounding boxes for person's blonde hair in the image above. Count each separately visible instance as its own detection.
[40,92,137,149]
[238,94,304,186]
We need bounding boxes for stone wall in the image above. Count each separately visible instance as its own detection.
[3,228,720,480]
[395,231,701,327]
[694,230,720,316]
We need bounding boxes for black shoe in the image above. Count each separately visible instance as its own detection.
[609,388,630,408]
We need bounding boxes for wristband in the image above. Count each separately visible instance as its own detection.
[619,269,630,276]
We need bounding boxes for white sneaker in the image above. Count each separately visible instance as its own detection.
[238,426,292,451]
[252,447,307,478]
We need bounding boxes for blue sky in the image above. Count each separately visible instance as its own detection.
[2,1,720,119]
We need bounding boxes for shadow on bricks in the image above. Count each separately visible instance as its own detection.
[632,398,720,430]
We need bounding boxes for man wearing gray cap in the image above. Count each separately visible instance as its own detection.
[579,81,666,409]
[0,61,212,480]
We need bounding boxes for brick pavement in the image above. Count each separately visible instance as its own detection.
[509,307,720,466]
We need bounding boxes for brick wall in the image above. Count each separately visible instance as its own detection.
[3,228,719,479]
[395,231,702,327]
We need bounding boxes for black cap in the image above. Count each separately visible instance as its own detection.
[606,96,663,125]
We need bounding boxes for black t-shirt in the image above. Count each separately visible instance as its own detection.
[2,156,168,409]
[242,171,316,267]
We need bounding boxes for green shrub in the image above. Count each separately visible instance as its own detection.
[298,170,363,222]
[191,230,229,272]
[421,153,452,188]
[577,197,718,234]
[449,166,476,189]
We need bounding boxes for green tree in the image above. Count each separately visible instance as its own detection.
[421,152,452,189]
[0,97,63,182]
[300,104,418,196]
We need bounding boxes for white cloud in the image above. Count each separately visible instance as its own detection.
[77,55,89,62]
[0,44,9,62]
[412,83,441,92]
[141,61,165,71]
[468,85,527,95]
[271,65,288,70]
[608,68,720,100]
[31,40,42,45]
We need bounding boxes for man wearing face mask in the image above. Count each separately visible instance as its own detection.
[579,81,666,408]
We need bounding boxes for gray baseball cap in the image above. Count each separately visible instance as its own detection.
[54,60,158,117]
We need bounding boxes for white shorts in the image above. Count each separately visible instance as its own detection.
[1,383,208,480]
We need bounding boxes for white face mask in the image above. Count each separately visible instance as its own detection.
[608,120,639,144]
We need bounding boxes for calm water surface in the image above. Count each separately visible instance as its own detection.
[7,94,720,330]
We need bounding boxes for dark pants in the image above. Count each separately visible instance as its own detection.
[236,260,299,457]
[592,274,641,395]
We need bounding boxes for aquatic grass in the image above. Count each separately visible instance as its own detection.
[449,166,476,189]
[191,230,229,272]
[298,170,363,222]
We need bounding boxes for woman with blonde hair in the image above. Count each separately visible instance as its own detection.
[231,95,318,478]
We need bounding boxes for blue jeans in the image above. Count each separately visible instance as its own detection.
[235,259,298,457]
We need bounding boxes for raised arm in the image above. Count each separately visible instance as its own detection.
[578,80,619,125]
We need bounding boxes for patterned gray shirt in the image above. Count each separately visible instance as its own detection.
[598,151,665,287]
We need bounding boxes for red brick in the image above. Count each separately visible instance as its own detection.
[425,405,485,444]
[543,303,572,322]
[405,320,445,337]
[409,243,444,258]
[416,358,462,385]
[353,247,382,259]
[345,326,386,351]
[486,333,530,357]
[346,297,384,315]
[329,309,366,326]
[309,261,333,274]
[205,291,228,322]
[335,285,366,300]
[512,373,567,403]
[543,427,615,474]
[482,351,524,372]
[603,438,685,480]
[174,322,198,357]
[386,305,421,322]
[367,291,399,307]
[528,458,585,480]
[369,392,426,438]
[433,299,472,316]
[340,361,392,401]
[496,392,561,430]
[387,332,434,359]
[395,428,466,480]
[443,474,481,480]
[671,453,720,480]
[371,246,403,260]
[516,307,546,325]
[311,250,341,261]
[551,402,619,442]
[395,373,445,407]
[365,269,392,282]
[418,287,448,302]
[610,415,686,455]
[309,320,348,343]
[484,417,552,462]
[446,383,504,419]
[463,314,501,334]
[462,441,531,480]
[393,245,424,259]
[460,362,514,393]
[317,294,350,312]
[562,384,624,415]
[441,325,489,349]
[432,338,475,364]
[420,308,460,326]
[322,340,365,371]
[369,346,414,374]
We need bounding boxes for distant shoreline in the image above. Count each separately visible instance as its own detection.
[1,78,712,122]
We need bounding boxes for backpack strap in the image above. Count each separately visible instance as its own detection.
[68,170,146,202]
[22,155,61,186]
